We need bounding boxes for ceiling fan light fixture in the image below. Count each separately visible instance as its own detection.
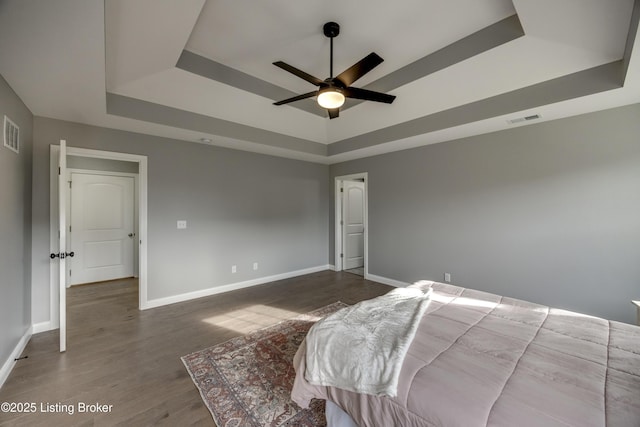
[317,88,345,109]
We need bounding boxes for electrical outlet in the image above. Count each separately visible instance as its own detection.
[231,265,237,274]
[253,262,258,271]
[444,272,451,283]
[177,220,187,229]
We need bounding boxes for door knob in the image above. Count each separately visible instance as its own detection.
[50,251,74,259]
[128,233,136,238]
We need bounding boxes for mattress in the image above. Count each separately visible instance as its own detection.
[291,282,640,426]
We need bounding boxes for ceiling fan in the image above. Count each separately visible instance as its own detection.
[273,22,396,119]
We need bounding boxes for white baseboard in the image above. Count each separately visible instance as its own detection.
[0,326,32,389]
[365,273,410,288]
[32,321,54,334]
[142,265,333,310]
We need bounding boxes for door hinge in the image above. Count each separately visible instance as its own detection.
[340,220,343,226]
[69,225,71,232]
[69,269,71,276]
[340,253,344,258]
[340,187,343,193]
[69,181,72,189]
[58,167,61,175]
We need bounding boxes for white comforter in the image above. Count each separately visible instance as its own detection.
[304,286,432,397]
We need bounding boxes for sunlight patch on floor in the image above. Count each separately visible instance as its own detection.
[201,304,302,334]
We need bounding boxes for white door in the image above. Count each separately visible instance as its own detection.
[69,173,135,285]
[342,181,365,270]
[58,140,67,352]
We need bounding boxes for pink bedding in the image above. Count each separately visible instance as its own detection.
[292,282,640,426]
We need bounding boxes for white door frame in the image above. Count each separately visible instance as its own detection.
[66,169,139,284]
[334,173,368,276]
[49,145,148,332]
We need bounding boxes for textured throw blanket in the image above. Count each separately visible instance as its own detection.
[304,286,432,397]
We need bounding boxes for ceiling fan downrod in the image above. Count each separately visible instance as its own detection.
[323,22,340,78]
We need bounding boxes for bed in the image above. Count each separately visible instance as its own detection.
[291,281,640,426]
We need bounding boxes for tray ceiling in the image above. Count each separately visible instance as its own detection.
[0,0,638,164]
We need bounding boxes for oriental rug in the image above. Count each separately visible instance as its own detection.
[181,302,347,427]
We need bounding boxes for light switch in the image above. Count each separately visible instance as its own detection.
[177,220,187,229]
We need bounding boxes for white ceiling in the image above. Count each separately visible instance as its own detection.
[0,0,638,164]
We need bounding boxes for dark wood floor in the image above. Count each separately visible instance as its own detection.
[0,270,391,426]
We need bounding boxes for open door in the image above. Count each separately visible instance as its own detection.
[342,180,365,270]
[58,139,67,352]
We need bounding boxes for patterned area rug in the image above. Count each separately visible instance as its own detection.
[182,302,347,427]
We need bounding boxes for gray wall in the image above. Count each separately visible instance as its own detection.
[0,75,33,365]
[67,156,139,174]
[31,117,329,323]
[331,104,640,324]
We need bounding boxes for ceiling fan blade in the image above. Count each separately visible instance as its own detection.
[335,52,384,87]
[328,108,339,119]
[273,61,324,86]
[343,87,396,104]
[273,91,317,106]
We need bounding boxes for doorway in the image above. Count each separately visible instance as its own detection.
[335,173,368,277]
[49,143,148,351]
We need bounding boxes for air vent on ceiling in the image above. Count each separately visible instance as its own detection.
[507,114,541,125]
[3,115,19,154]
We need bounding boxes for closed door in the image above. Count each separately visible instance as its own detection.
[69,173,135,285]
[342,181,365,270]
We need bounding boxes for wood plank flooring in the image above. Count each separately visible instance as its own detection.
[0,271,391,426]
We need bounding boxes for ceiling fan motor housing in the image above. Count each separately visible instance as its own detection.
[323,22,340,38]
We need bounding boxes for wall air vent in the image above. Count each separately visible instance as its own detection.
[3,115,19,154]
[507,114,541,125]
